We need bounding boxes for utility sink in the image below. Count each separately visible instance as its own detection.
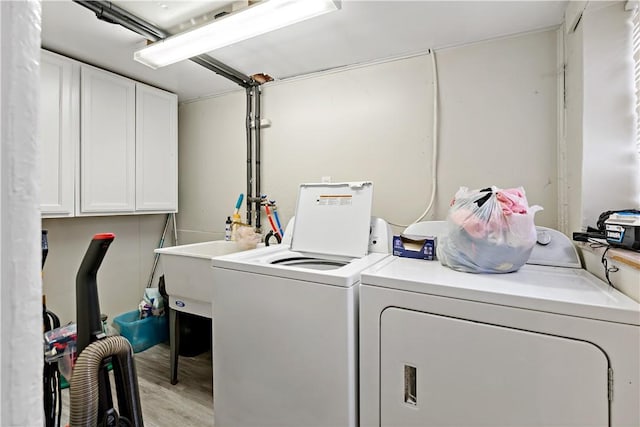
[155,240,244,318]
[155,240,246,385]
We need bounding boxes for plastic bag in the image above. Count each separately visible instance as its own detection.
[233,225,261,250]
[437,186,542,273]
[139,287,164,319]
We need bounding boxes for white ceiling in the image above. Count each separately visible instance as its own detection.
[41,0,568,102]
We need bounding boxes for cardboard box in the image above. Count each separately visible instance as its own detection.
[393,234,437,260]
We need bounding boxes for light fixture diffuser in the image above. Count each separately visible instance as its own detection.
[134,0,341,69]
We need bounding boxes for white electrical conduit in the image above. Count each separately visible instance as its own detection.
[389,49,439,228]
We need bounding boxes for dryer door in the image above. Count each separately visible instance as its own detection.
[380,308,609,427]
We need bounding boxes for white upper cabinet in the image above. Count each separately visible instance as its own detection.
[39,50,78,217]
[80,65,136,214]
[38,51,178,217]
[135,83,178,212]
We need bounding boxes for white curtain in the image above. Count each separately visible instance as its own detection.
[632,4,640,158]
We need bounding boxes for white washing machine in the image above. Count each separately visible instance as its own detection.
[211,182,392,427]
[359,223,640,427]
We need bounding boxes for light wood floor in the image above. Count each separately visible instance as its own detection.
[60,343,214,427]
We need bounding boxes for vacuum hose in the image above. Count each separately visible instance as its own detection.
[69,336,143,427]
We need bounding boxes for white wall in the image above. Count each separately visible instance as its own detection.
[178,92,247,243]
[565,2,640,232]
[563,1,640,297]
[42,214,168,324]
[436,31,558,226]
[178,29,560,241]
[0,1,43,425]
[564,6,585,236]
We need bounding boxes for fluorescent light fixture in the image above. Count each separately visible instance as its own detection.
[134,0,341,69]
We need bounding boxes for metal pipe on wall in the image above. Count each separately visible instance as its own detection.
[254,86,262,231]
[74,0,266,232]
[245,87,254,226]
[73,0,253,87]
[74,1,168,41]
[190,55,252,88]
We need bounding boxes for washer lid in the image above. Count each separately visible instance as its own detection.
[291,181,374,258]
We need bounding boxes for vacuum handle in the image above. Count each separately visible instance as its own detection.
[76,233,115,354]
[77,233,115,277]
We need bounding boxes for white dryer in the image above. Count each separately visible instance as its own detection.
[360,223,640,427]
[211,182,392,427]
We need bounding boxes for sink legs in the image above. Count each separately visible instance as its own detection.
[169,307,180,385]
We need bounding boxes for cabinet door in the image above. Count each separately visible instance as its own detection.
[80,65,135,214]
[135,83,178,212]
[380,308,609,427]
[39,50,77,217]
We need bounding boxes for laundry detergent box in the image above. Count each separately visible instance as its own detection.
[393,234,437,260]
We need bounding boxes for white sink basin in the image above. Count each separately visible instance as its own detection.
[155,241,244,318]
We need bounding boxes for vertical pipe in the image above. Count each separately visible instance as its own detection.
[245,87,253,225]
[172,212,178,246]
[146,214,170,288]
[254,86,262,231]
